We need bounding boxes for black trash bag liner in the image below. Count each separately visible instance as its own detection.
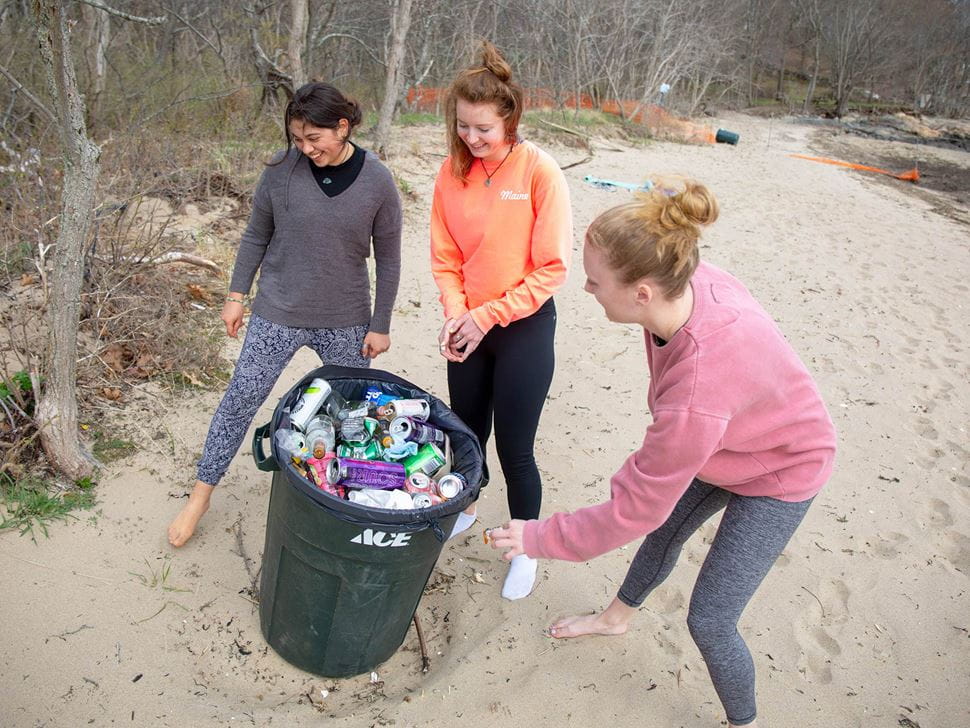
[267,365,487,529]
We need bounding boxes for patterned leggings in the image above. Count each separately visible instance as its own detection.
[196,313,370,485]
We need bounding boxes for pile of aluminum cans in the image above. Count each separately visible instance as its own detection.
[274,378,467,510]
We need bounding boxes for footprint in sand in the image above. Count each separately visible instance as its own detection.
[943,531,970,574]
[923,498,955,528]
[914,416,939,441]
[869,531,910,559]
[651,585,685,615]
[792,622,840,685]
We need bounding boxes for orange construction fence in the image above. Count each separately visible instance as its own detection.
[406,86,715,145]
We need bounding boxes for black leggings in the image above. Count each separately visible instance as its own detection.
[446,299,556,520]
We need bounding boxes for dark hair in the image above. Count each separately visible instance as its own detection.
[273,82,363,163]
[445,41,523,182]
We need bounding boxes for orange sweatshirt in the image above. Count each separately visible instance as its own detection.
[430,141,572,333]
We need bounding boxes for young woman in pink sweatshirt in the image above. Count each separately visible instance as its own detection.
[488,181,836,727]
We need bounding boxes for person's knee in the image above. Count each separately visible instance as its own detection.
[495,446,537,479]
[686,604,732,653]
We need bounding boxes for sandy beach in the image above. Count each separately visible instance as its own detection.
[1,113,968,727]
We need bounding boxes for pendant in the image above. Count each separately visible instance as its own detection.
[322,177,332,185]
[484,178,491,187]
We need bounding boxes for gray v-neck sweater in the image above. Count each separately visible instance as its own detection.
[229,147,402,333]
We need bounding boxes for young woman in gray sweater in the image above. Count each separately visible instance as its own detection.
[168,83,402,547]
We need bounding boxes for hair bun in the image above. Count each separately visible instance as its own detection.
[479,40,512,83]
[650,181,719,233]
[346,98,363,127]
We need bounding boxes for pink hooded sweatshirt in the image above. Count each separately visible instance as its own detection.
[522,261,836,562]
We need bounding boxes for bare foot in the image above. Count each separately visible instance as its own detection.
[549,612,629,639]
[548,596,636,639]
[168,481,214,547]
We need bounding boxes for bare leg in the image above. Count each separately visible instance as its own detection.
[548,596,636,639]
[168,481,214,547]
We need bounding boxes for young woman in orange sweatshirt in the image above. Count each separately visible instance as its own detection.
[430,42,573,600]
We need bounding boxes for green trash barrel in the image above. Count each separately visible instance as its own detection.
[252,365,486,678]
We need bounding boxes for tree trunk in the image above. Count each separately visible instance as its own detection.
[288,0,309,89]
[82,3,110,131]
[374,0,414,159]
[32,0,100,481]
[803,34,820,113]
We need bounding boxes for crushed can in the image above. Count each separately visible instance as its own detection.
[402,442,446,478]
[327,457,406,490]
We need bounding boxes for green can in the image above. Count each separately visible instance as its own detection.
[402,442,446,477]
[336,440,384,460]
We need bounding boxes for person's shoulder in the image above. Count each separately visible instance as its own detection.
[359,150,400,192]
[267,147,300,166]
[518,141,565,182]
[360,149,391,178]
[689,262,777,348]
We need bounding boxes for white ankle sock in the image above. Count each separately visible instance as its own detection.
[501,554,538,600]
[449,511,477,539]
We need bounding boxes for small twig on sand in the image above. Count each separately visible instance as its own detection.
[801,585,826,618]
[0,552,114,584]
[131,602,170,625]
[231,518,259,591]
[48,624,94,642]
[412,612,431,673]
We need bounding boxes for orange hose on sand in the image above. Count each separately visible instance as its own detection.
[790,154,920,182]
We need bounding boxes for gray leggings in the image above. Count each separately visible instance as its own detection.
[196,313,370,485]
[618,478,813,726]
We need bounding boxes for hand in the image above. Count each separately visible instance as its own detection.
[487,519,526,561]
[221,299,245,338]
[361,331,390,359]
[446,312,485,362]
[438,318,463,362]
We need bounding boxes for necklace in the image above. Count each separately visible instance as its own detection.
[321,142,353,184]
[481,144,514,187]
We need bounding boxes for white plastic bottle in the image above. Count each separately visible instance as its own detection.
[290,378,332,431]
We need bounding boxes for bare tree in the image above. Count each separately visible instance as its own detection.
[374,0,414,157]
[31,0,101,480]
[822,0,891,117]
[792,0,823,112]
[81,2,109,128]
[288,0,309,88]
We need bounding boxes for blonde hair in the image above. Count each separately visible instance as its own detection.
[586,180,719,297]
[445,41,523,182]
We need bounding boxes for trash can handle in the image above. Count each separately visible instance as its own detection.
[253,423,279,471]
[428,518,446,543]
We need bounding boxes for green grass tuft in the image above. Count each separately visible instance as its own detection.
[0,473,97,542]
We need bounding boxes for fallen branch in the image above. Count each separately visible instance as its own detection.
[537,117,591,141]
[143,251,223,276]
[102,252,223,276]
[561,155,593,170]
[412,612,431,673]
